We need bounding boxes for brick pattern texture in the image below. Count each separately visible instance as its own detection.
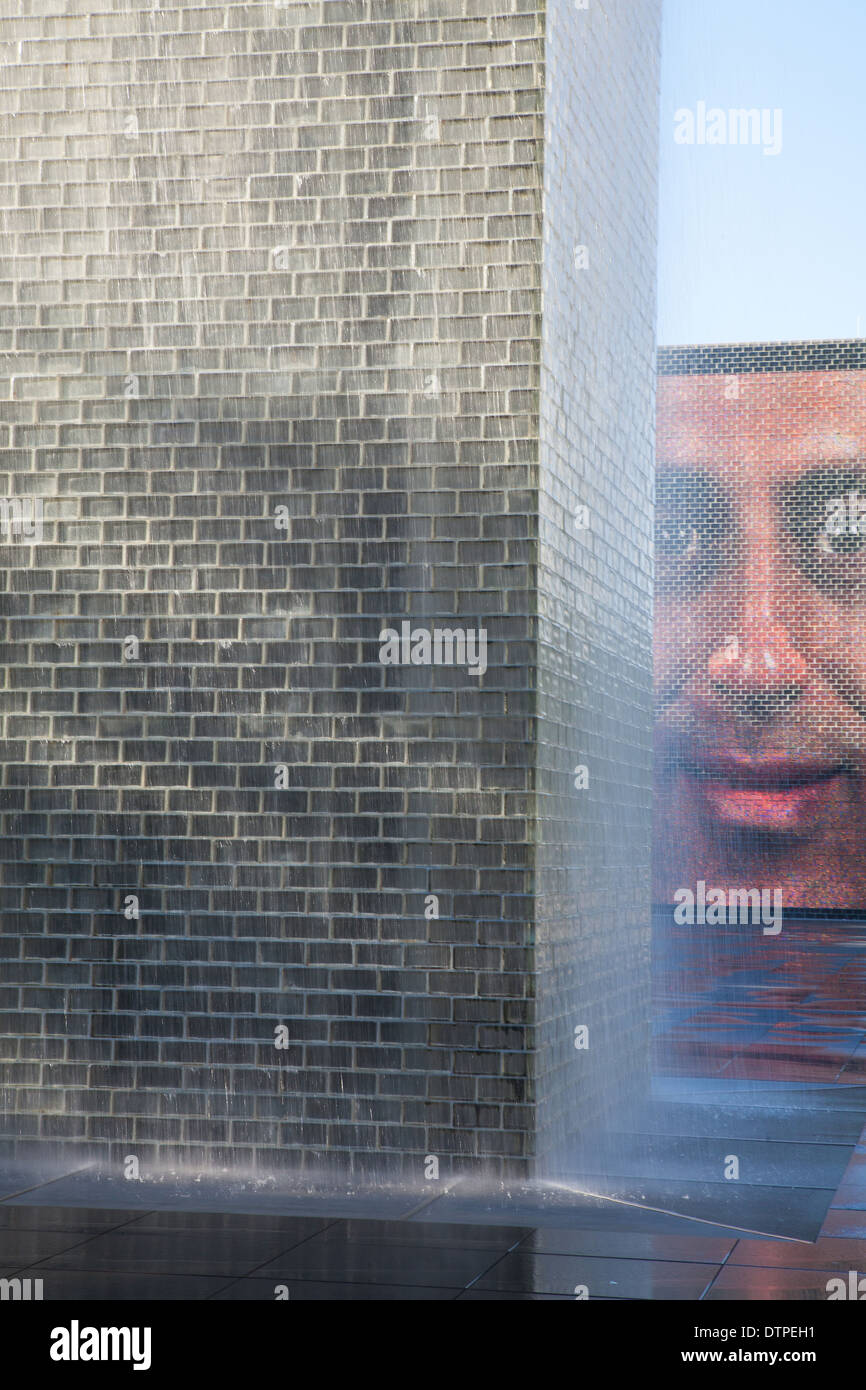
[0,0,659,1178]
[534,0,660,1168]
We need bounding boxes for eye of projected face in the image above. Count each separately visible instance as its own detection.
[782,467,866,590]
[656,517,700,558]
[655,470,732,595]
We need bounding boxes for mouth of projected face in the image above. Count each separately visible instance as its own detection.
[680,758,851,831]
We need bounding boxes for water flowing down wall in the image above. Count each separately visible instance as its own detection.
[0,0,660,1182]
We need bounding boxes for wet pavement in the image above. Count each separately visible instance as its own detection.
[1,1170,866,1298]
[3,912,866,1299]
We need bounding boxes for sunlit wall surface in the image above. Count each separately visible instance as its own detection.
[0,0,660,1179]
[535,0,659,1170]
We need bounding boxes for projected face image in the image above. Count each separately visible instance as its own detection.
[654,369,866,911]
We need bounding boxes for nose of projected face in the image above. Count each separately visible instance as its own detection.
[705,619,809,723]
[696,504,810,721]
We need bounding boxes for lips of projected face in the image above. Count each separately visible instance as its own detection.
[676,757,851,832]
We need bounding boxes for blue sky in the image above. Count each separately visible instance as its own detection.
[657,0,866,345]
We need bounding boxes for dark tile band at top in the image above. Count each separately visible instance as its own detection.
[658,340,866,375]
